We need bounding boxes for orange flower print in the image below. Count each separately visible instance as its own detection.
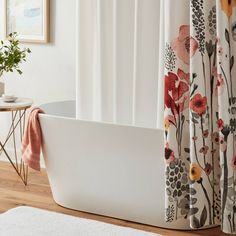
[231,156,236,171]
[220,0,236,17]
[189,163,202,181]
[189,94,207,115]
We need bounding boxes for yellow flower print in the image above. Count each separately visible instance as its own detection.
[221,0,236,17]
[164,118,170,130]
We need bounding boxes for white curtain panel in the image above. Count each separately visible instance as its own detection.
[76,0,163,129]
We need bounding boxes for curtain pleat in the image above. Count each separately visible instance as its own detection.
[76,0,96,120]
[76,0,162,128]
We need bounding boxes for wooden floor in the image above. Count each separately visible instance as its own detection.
[0,161,229,236]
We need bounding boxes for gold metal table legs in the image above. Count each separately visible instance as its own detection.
[0,109,28,185]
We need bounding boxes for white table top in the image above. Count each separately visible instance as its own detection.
[0,97,33,111]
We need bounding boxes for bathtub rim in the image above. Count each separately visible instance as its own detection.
[38,101,164,132]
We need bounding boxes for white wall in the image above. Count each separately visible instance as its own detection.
[0,0,76,105]
[0,0,76,162]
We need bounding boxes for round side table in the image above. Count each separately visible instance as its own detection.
[0,97,33,185]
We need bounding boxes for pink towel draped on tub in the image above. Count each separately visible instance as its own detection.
[21,107,44,171]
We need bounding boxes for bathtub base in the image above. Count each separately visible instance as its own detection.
[53,198,218,231]
[39,101,219,231]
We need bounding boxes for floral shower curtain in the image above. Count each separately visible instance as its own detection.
[164,0,236,234]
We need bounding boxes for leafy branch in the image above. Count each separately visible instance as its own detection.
[0,32,31,76]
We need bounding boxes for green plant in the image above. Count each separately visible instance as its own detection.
[0,32,31,77]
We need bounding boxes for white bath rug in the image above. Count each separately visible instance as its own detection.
[0,206,160,236]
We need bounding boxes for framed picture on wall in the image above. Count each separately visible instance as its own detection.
[4,0,50,43]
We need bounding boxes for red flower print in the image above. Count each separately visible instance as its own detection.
[165,72,178,109]
[231,156,236,171]
[164,72,189,115]
[165,72,188,101]
[199,145,209,155]
[165,147,175,164]
[211,132,219,144]
[215,74,225,95]
[219,136,227,152]
[178,94,189,113]
[204,163,212,176]
[165,72,178,92]
[203,130,209,138]
[189,94,207,115]
[171,25,198,65]
[172,81,189,102]
[177,68,190,83]
[212,66,217,77]
[217,119,224,131]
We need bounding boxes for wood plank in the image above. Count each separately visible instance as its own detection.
[0,161,228,236]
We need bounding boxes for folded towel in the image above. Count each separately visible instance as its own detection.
[21,107,44,171]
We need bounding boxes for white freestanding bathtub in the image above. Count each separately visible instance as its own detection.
[39,100,192,230]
